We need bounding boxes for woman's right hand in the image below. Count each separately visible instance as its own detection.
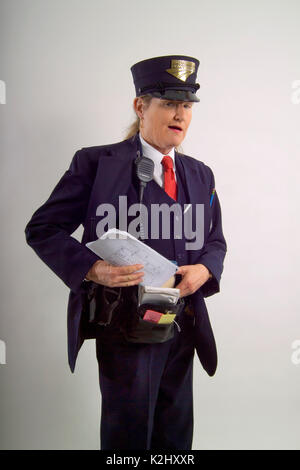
[85,260,144,287]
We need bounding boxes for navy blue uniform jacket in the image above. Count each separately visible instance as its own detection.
[25,134,227,376]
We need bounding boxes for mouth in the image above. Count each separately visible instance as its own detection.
[168,125,183,133]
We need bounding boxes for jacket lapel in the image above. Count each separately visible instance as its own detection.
[88,135,139,214]
[175,152,209,205]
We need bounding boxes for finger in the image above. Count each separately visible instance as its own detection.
[175,283,187,297]
[175,279,185,291]
[178,285,189,297]
[111,264,144,275]
[112,272,144,284]
[176,265,188,276]
[111,276,144,288]
[176,279,195,297]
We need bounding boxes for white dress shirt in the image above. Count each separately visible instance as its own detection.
[139,134,176,188]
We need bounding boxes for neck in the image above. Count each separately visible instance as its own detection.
[140,132,174,155]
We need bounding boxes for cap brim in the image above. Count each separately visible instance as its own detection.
[150,89,200,102]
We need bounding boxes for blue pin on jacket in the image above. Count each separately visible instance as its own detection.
[210,188,216,207]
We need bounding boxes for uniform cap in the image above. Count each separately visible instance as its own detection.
[131,55,200,102]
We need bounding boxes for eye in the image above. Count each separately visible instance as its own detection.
[164,101,175,107]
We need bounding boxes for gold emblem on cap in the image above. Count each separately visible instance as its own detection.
[166,59,195,82]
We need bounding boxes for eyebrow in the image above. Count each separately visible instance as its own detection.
[161,100,193,105]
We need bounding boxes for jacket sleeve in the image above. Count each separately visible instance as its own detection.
[197,168,227,298]
[25,149,100,294]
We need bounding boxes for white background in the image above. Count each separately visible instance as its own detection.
[0,0,299,450]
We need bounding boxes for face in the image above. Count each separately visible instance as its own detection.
[134,97,193,154]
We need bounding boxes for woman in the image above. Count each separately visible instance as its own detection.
[25,55,227,450]
[85,96,213,294]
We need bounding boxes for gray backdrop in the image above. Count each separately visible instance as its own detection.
[0,0,299,450]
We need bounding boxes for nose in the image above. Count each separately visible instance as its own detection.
[174,104,185,120]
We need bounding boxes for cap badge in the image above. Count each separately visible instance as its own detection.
[166,59,196,82]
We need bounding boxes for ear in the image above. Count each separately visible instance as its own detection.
[133,97,144,119]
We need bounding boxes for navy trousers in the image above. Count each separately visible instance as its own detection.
[95,313,195,450]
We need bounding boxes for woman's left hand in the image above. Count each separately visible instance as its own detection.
[175,264,212,297]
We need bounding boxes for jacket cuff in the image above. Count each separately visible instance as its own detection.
[197,260,220,298]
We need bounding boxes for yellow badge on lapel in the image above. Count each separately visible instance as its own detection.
[166,59,196,82]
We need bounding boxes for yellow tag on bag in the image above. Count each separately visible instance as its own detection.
[158,313,176,324]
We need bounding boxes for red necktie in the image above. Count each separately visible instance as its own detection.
[161,155,177,201]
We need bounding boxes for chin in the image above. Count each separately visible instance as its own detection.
[171,136,184,148]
